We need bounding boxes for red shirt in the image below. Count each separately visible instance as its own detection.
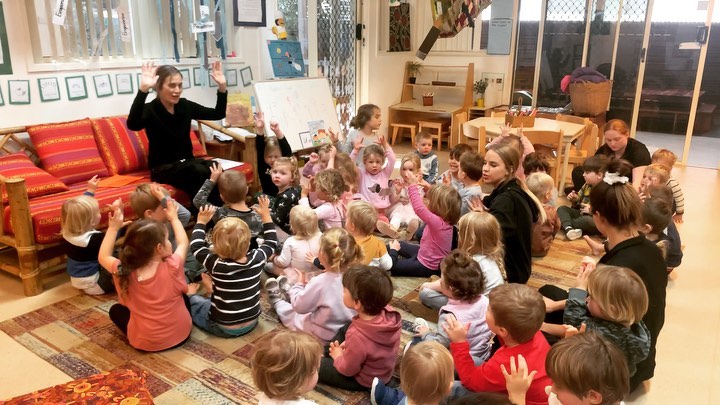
[112,254,192,351]
[450,331,552,405]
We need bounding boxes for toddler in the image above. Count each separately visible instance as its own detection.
[266,227,363,343]
[651,148,684,223]
[643,185,682,271]
[639,163,669,196]
[557,155,608,240]
[99,198,193,352]
[188,197,277,338]
[488,125,535,180]
[380,154,423,240]
[526,172,560,257]
[414,131,439,184]
[457,151,484,216]
[351,135,396,223]
[61,176,115,295]
[439,143,473,191]
[523,152,551,177]
[339,104,382,165]
[255,112,293,196]
[302,144,334,178]
[273,205,322,281]
[318,265,401,391]
[300,169,346,229]
[346,201,392,270]
[251,330,323,405]
[269,157,302,238]
[329,150,364,202]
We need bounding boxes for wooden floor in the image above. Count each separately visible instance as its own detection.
[0,144,719,403]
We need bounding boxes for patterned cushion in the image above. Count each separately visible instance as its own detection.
[0,152,69,203]
[3,173,190,244]
[90,116,150,175]
[27,118,109,185]
[191,129,208,157]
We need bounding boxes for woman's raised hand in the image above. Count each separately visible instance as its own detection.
[139,61,159,93]
[209,60,227,92]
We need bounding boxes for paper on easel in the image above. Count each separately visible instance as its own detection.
[226,93,255,127]
[52,0,69,25]
[212,158,243,170]
[308,120,331,147]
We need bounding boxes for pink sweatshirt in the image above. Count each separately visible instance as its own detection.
[350,146,396,210]
[299,197,345,229]
[409,184,454,270]
[332,306,402,387]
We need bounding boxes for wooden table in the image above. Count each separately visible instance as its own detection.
[197,120,260,192]
[388,100,465,147]
[462,117,586,193]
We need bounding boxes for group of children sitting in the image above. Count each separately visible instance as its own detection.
[58,103,684,405]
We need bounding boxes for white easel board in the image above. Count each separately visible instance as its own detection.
[253,78,340,152]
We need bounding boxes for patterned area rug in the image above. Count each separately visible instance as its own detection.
[0,237,587,404]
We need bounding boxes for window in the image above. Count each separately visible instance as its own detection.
[25,0,224,64]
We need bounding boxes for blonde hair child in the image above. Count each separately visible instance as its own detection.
[379,153,423,240]
[269,156,302,238]
[98,195,193,351]
[350,135,396,225]
[251,330,323,405]
[265,228,363,343]
[651,148,684,223]
[254,112,293,196]
[345,201,392,271]
[272,205,322,283]
[388,174,461,278]
[640,163,670,196]
[300,169,347,230]
[526,172,561,257]
[61,176,116,295]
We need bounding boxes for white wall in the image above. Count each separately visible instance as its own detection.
[0,1,273,128]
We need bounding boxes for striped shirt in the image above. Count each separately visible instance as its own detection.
[191,222,277,325]
[667,177,684,215]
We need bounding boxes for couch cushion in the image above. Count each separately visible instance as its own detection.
[90,116,150,175]
[27,118,110,185]
[0,153,70,203]
[191,129,207,157]
[3,173,190,244]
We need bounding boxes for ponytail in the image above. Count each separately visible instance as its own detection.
[590,158,643,230]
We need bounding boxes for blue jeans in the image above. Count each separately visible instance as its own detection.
[189,295,258,338]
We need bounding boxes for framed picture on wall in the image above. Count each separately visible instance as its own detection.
[0,3,12,75]
[116,73,134,94]
[193,67,202,86]
[233,0,266,27]
[38,77,61,102]
[8,80,30,104]
[226,69,238,86]
[0,86,5,106]
[179,68,191,89]
[66,76,88,101]
[240,66,253,87]
[93,74,113,97]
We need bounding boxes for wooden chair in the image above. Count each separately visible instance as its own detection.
[390,123,417,145]
[418,120,451,150]
[556,114,599,184]
[457,118,488,156]
[523,129,564,186]
[453,111,468,149]
[490,110,507,118]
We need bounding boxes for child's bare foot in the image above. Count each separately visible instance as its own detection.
[406,219,420,240]
[187,282,200,296]
[377,221,400,239]
[200,273,213,297]
[583,235,604,256]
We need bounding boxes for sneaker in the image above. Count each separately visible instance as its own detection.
[412,317,429,334]
[370,377,385,405]
[566,228,583,241]
[264,278,283,305]
[277,275,291,300]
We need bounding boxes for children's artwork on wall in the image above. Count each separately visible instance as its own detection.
[226,69,238,86]
[0,3,12,75]
[8,80,30,104]
[240,66,253,87]
[116,73,134,94]
[389,2,411,52]
[38,77,61,102]
[179,69,191,89]
[93,74,113,97]
[66,76,88,100]
[267,40,306,78]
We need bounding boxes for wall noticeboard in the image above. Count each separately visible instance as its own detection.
[487,18,513,55]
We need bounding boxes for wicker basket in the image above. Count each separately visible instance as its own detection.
[569,80,613,116]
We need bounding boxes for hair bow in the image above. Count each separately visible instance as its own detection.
[603,172,629,185]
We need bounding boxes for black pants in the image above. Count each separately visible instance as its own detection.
[97,268,116,294]
[318,323,368,391]
[151,158,222,207]
[109,294,192,351]
[388,242,435,278]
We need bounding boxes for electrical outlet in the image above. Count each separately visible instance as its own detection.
[481,73,505,91]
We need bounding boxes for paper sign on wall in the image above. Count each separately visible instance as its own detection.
[118,7,132,42]
[52,0,69,25]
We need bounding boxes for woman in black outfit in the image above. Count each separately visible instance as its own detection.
[127,61,227,204]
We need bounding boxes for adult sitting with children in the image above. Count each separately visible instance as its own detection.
[127,61,228,205]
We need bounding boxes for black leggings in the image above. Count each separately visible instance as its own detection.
[109,294,192,352]
[151,158,222,207]
[318,323,368,391]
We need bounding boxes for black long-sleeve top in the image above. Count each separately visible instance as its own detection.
[255,134,293,196]
[127,90,227,168]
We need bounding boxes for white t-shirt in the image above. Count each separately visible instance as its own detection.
[473,254,505,295]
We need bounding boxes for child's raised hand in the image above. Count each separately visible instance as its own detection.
[308,152,319,164]
[442,314,469,343]
[150,183,167,201]
[418,178,431,190]
[501,355,537,404]
[254,112,265,130]
[376,134,387,147]
[673,213,683,224]
[328,145,337,159]
[329,340,346,359]
[164,198,179,221]
[392,179,404,194]
[401,169,418,186]
[197,205,216,225]
[301,181,311,198]
[328,127,339,144]
[254,195,272,222]
[500,123,512,137]
[209,162,223,183]
[441,172,452,185]
[269,121,283,138]
[575,256,597,290]
[353,136,364,152]
[109,198,123,211]
[563,323,587,338]
[107,205,130,231]
[87,175,100,194]
[469,196,487,212]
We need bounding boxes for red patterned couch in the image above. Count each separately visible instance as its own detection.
[0,117,254,296]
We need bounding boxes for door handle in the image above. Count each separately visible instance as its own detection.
[640,47,646,63]
[697,25,709,44]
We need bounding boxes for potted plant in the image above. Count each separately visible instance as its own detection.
[474,79,489,107]
[407,62,422,84]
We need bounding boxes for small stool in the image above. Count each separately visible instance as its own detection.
[418,120,451,150]
[390,123,417,145]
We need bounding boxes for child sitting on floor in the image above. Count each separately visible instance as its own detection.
[457,152,485,216]
[269,157,302,239]
[300,169,346,230]
[351,135,396,226]
[526,172,561,257]
[302,144,334,179]
[379,153,423,240]
[255,112,293,197]
[61,175,116,295]
[557,155,608,241]
[414,131,439,184]
[651,148,684,223]
[439,143,473,191]
[272,205,323,282]
[266,228,362,343]
[346,201,392,271]
[187,197,277,338]
[251,330,323,405]
[523,152,551,177]
[643,185,682,272]
[318,265,402,391]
